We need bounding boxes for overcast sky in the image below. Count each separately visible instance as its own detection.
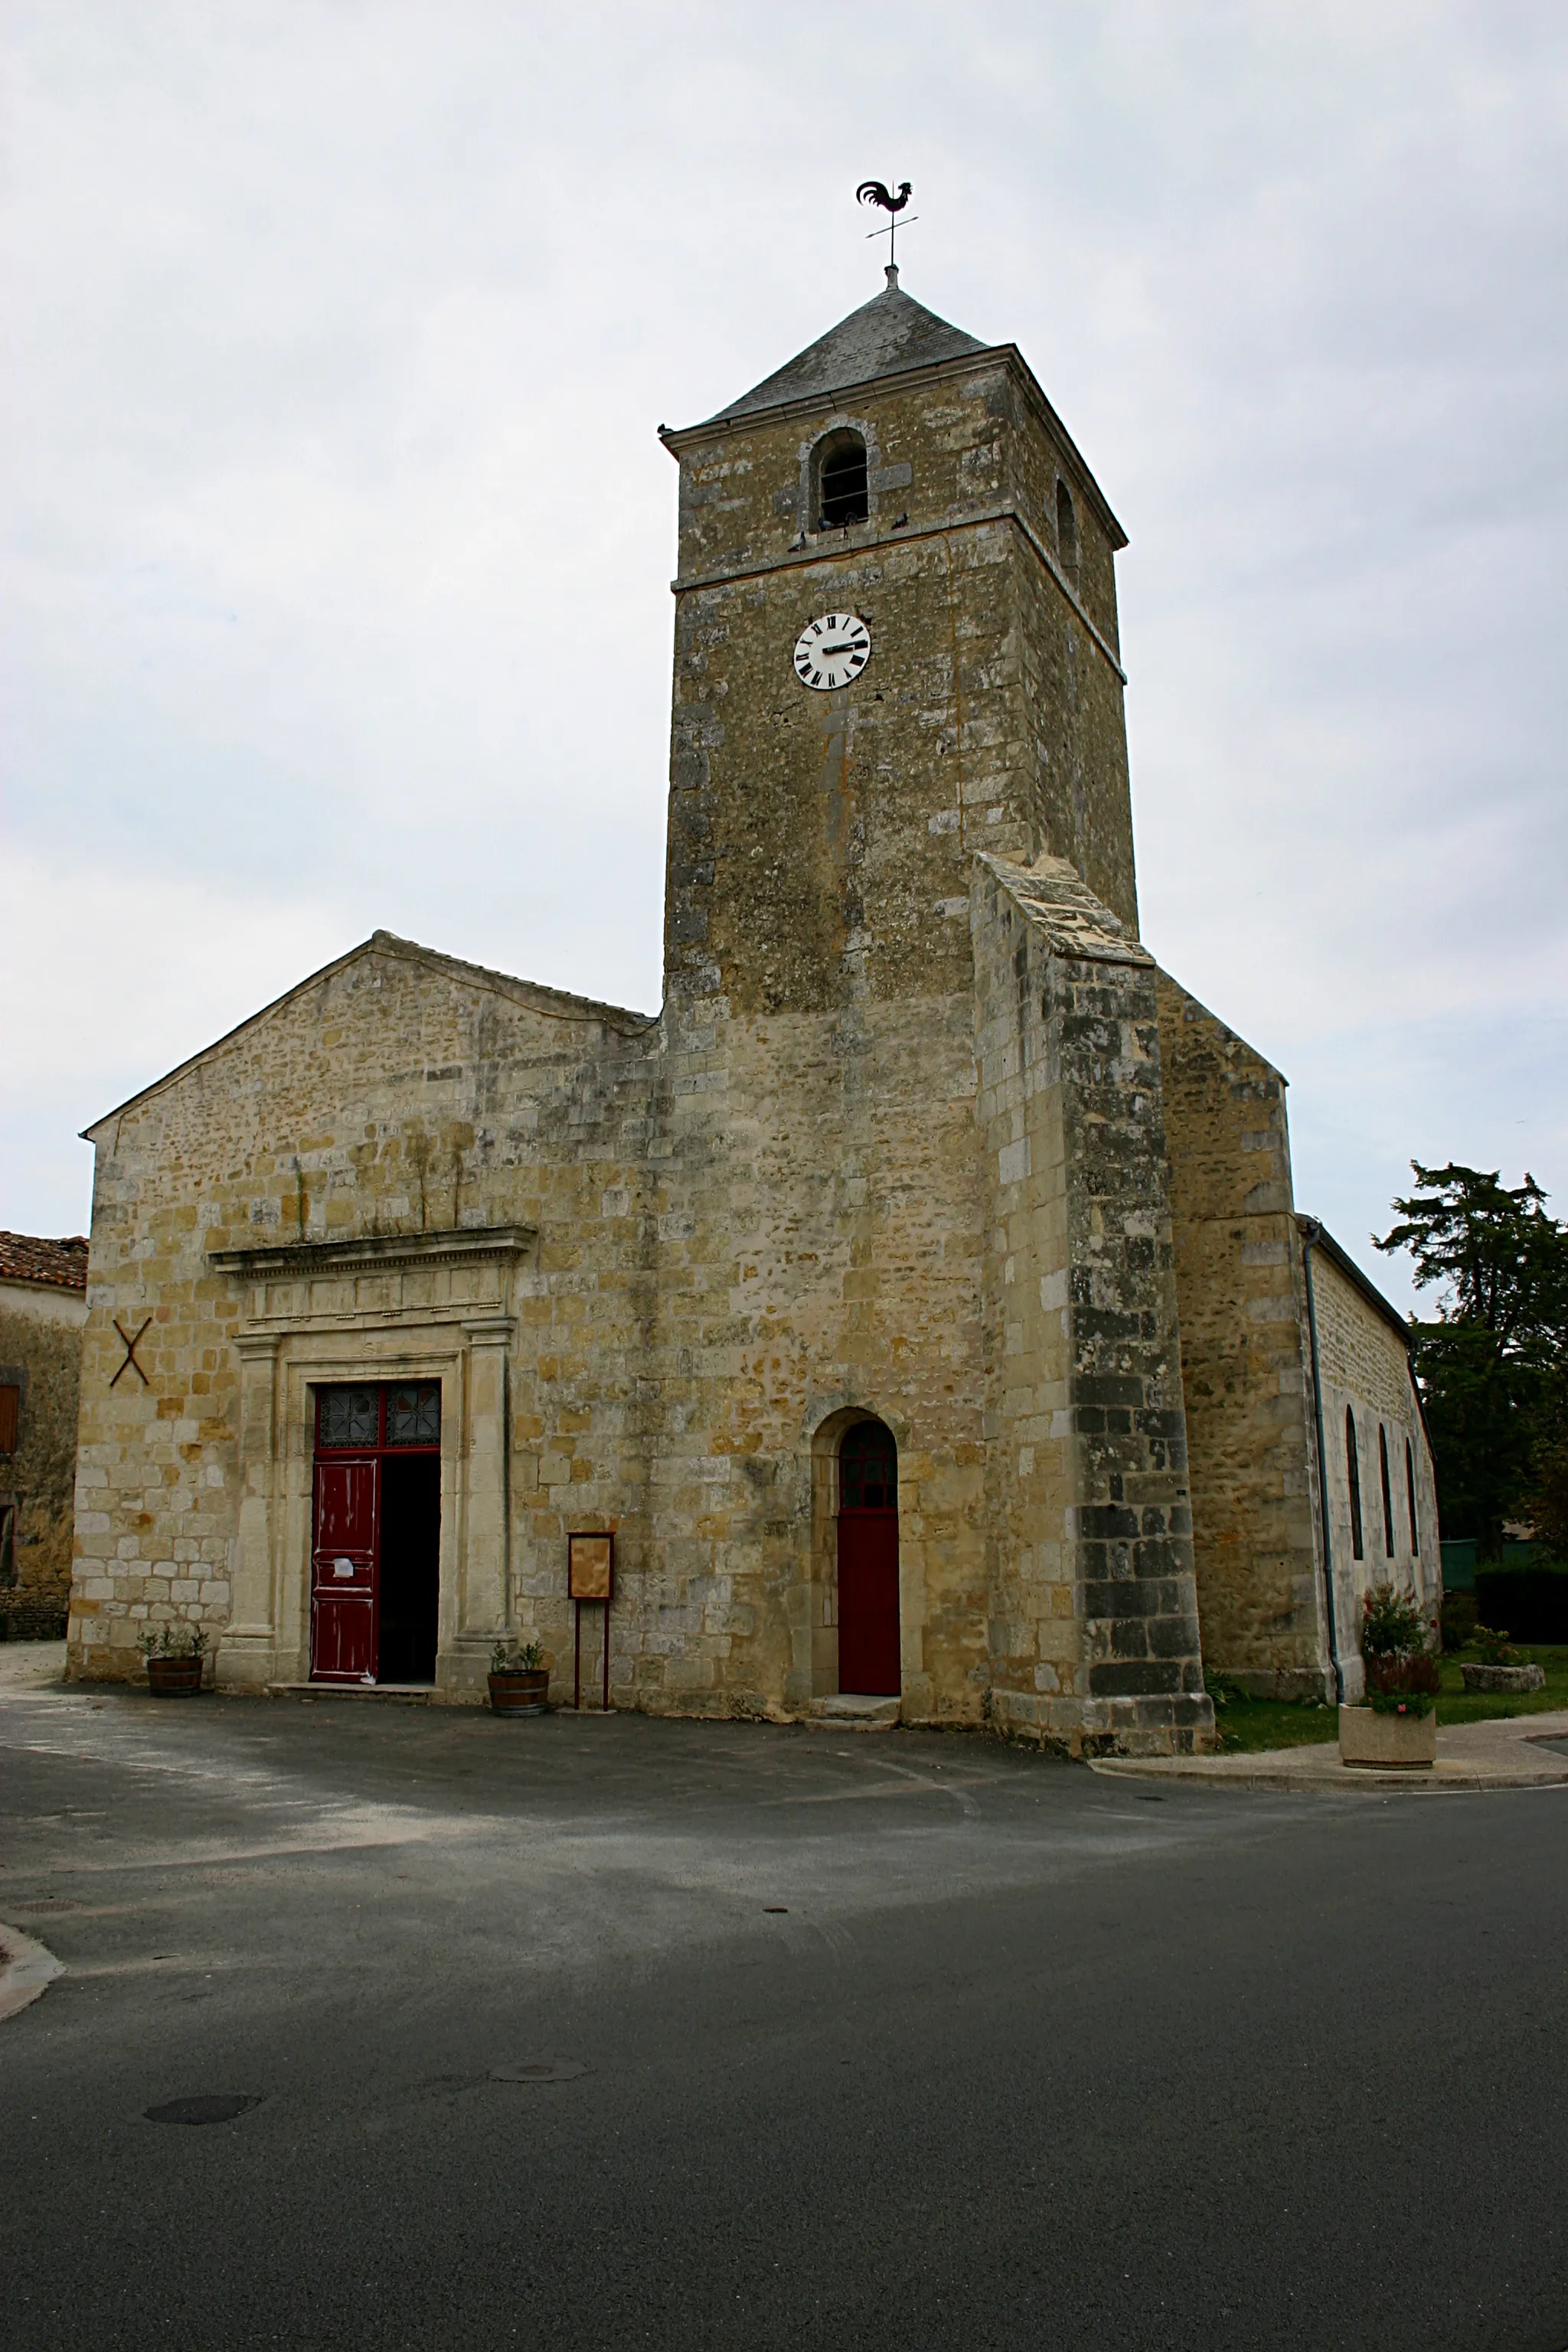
[3,1,1565,1309]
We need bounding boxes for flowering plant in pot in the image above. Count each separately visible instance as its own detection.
[1339,1584,1439,1769]
[1460,1623,1545,1696]
[139,1621,207,1696]
[1364,1653,1442,1715]
[488,1638,549,1715]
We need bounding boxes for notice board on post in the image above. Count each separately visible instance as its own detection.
[568,1532,614,1709]
[568,1532,613,1602]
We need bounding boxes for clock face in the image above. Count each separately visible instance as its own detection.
[793,612,871,691]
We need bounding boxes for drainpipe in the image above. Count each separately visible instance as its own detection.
[1297,1218,1344,1705]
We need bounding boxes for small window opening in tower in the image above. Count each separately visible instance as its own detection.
[1055,478,1080,587]
[1346,1407,1364,1561]
[1378,1424,1395,1557]
[818,432,869,531]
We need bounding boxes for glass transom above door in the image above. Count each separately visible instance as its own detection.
[316,1383,441,1450]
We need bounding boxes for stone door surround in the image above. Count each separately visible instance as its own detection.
[208,1224,534,1698]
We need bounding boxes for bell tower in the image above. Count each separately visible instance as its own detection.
[658,266,1139,1016]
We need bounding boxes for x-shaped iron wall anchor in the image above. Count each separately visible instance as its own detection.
[110,1317,152,1389]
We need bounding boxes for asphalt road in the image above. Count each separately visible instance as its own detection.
[2,1675,1565,2352]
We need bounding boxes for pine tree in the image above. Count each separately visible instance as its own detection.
[1376,1163,1568,1558]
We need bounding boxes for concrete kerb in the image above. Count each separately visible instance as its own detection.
[0,1925,64,2024]
[1089,1708,1568,1795]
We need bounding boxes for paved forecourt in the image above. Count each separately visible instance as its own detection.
[2,1670,1566,2352]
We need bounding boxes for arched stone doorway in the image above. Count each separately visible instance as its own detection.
[836,1418,900,1695]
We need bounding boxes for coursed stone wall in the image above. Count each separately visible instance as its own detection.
[1,1291,84,1635]
[974,854,1213,1754]
[1309,1247,1440,1698]
[1156,975,1328,1699]
[663,346,1141,1036]
[68,932,998,1720]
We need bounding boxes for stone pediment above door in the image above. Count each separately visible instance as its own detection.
[208,1223,537,1333]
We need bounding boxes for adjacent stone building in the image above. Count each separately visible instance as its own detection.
[2,1231,89,1638]
[66,265,1437,1747]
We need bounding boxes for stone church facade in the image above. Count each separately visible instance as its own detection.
[66,267,1439,1749]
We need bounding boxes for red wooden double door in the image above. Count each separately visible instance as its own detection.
[837,1419,901,1696]
[311,1383,442,1685]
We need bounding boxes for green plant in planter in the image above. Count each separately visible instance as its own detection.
[490,1638,545,1674]
[139,1622,206,1663]
[1364,1653,1442,1716]
[1360,1583,1440,1717]
[1472,1622,1524,1667]
[1361,1583,1431,1661]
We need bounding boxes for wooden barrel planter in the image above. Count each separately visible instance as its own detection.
[488,1669,550,1716]
[146,1656,204,1697]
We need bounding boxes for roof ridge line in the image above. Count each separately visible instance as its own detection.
[83,933,658,1138]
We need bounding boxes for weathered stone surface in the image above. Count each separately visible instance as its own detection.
[1306,1243,1440,1703]
[971,854,1209,1754]
[1338,1703,1438,1769]
[1157,980,1440,1705]
[1460,1662,1545,1694]
[1,1254,87,1636]
[1158,977,1326,1695]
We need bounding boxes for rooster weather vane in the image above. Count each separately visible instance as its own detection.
[857,178,917,273]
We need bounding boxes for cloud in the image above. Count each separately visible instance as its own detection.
[3,0,1565,1311]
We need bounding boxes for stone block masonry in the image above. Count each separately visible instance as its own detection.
[1156,975,1328,1700]
[973,856,1213,1755]
[1,1239,88,1635]
[1155,978,1439,1703]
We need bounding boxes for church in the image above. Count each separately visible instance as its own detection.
[65,259,1440,1752]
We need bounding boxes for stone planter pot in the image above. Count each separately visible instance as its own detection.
[1459,1661,1546,1695]
[146,1656,204,1697]
[1339,1703,1437,1770]
[488,1670,549,1716]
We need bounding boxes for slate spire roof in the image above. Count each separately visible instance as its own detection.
[704,267,988,424]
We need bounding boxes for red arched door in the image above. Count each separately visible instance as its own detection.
[837,1419,900,1695]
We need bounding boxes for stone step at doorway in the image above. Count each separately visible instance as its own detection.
[266,1681,442,1705]
[807,1693,901,1730]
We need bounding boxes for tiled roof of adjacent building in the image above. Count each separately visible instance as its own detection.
[701,275,988,423]
[0,1231,90,1292]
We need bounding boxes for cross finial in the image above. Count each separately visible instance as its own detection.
[857,179,917,275]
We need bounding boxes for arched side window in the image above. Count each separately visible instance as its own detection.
[839,1417,897,1509]
[816,430,868,531]
[1345,1408,1364,1560]
[1406,1437,1419,1556]
[1378,1425,1395,1557]
[1055,478,1080,587]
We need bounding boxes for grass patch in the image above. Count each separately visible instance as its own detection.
[1436,1644,1568,1727]
[1206,1679,1339,1753]
[1205,1647,1568,1753]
